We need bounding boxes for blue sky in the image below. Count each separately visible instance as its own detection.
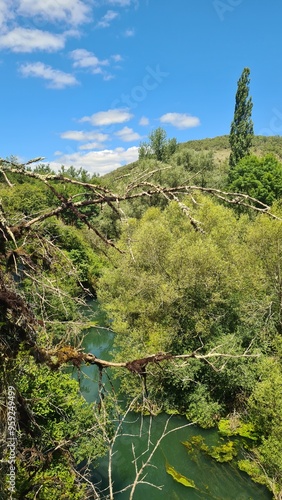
[1,0,282,175]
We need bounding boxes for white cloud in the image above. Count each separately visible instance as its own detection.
[139,116,149,126]
[70,48,109,70]
[17,0,91,25]
[160,112,200,129]
[111,54,123,62]
[0,0,12,28]
[19,62,78,88]
[103,73,115,81]
[51,146,139,175]
[70,49,117,80]
[107,0,132,5]
[115,126,141,142]
[0,27,65,52]
[80,108,133,126]
[0,0,93,30]
[79,142,106,150]
[61,130,109,142]
[124,28,135,37]
[97,10,118,28]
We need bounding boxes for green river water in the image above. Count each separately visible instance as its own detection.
[76,302,272,500]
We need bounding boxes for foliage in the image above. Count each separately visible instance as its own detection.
[173,149,216,187]
[175,148,214,172]
[184,386,222,428]
[0,164,110,499]
[95,188,282,494]
[218,418,257,440]
[179,135,282,158]
[138,127,177,162]
[101,135,282,229]
[228,153,282,205]
[2,351,108,499]
[246,359,282,490]
[98,197,278,423]
[229,67,254,167]
[0,179,50,218]
[237,460,270,488]
[42,219,105,289]
[15,460,89,500]
[57,164,100,182]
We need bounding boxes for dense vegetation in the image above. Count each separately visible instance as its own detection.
[1,133,282,498]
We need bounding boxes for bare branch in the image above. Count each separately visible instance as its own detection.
[0,168,13,187]
[37,345,259,374]
[1,162,279,252]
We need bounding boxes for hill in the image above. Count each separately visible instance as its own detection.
[103,135,282,191]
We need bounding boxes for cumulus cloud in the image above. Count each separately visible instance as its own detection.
[80,109,133,126]
[115,126,141,142]
[19,62,78,88]
[97,10,118,28]
[139,116,149,126]
[51,146,139,175]
[0,27,65,52]
[0,1,93,32]
[70,49,119,80]
[159,112,200,129]
[17,0,91,25]
[61,130,109,142]
[70,48,109,70]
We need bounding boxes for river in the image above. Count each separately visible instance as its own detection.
[75,301,272,500]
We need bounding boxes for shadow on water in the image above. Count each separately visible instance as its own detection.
[74,301,272,500]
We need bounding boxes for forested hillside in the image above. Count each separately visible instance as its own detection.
[104,134,282,189]
[1,132,282,499]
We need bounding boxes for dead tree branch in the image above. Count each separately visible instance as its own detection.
[36,345,259,374]
[0,161,280,249]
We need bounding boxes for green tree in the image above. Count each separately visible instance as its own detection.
[138,127,177,162]
[11,352,107,500]
[228,154,282,205]
[98,198,269,423]
[245,357,282,496]
[229,67,254,168]
[148,127,167,161]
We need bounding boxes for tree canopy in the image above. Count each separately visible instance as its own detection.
[139,127,177,162]
[228,153,282,205]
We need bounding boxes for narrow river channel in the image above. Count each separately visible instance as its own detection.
[75,301,272,500]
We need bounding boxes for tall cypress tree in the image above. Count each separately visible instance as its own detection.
[229,67,254,168]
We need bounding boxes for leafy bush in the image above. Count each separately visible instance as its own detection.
[228,154,282,205]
